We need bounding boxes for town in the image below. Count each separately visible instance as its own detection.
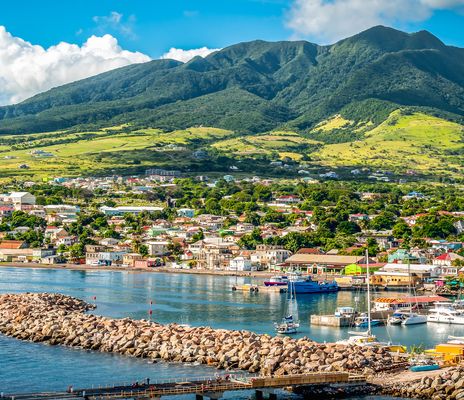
[1,170,464,294]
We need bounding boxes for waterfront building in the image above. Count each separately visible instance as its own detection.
[283,253,372,274]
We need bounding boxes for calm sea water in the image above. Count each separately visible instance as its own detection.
[0,267,435,398]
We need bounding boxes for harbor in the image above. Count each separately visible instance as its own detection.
[3,266,464,398]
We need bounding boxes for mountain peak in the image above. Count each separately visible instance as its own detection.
[338,25,444,52]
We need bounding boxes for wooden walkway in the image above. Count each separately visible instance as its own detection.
[3,372,366,400]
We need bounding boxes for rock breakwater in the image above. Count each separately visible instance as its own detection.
[0,293,397,376]
[383,367,464,400]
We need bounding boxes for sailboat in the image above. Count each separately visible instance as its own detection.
[275,279,299,334]
[387,258,427,326]
[338,249,379,346]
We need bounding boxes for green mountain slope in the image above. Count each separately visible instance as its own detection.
[1,26,464,135]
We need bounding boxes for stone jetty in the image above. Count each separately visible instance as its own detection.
[383,366,464,400]
[0,293,397,376]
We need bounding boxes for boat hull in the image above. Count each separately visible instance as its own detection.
[410,364,440,372]
[427,316,464,324]
[264,282,287,287]
[292,282,338,294]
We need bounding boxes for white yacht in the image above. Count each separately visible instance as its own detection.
[388,311,427,326]
[427,303,464,325]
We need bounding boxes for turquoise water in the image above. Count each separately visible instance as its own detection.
[0,267,427,398]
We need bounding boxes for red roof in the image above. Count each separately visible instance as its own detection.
[0,240,25,249]
[296,248,322,255]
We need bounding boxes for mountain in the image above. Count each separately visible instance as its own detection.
[1,26,464,135]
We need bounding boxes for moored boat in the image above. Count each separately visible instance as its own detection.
[427,303,464,324]
[388,311,427,326]
[410,364,440,372]
[264,275,289,287]
[291,276,338,294]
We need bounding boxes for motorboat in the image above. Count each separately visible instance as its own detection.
[428,303,464,324]
[388,311,427,326]
[334,306,356,318]
[291,276,338,294]
[275,321,298,334]
[355,313,381,328]
[337,330,380,346]
[264,275,289,287]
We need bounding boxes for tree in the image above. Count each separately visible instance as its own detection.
[167,242,183,256]
[370,211,396,230]
[139,244,149,257]
[337,221,361,235]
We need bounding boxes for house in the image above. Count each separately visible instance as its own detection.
[7,192,36,207]
[349,213,369,222]
[146,241,170,256]
[99,238,120,247]
[192,240,240,270]
[251,245,292,269]
[402,191,426,201]
[275,195,301,204]
[85,250,126,266]
[177,208,195,218]
[122,253,144,267]
[228,256,252,271]
[100,206,164,216]
[387,249,420,264]
[0,205,14,218]
[433,253,464,276]
[56,236,78,247]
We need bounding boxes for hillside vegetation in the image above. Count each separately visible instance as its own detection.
[1,26,464,135]
[0,110,463,180]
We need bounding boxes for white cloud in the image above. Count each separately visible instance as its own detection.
[287,0,464,43]
[92,11,137,39]
[161,47,221,63]
[0,26,151,105]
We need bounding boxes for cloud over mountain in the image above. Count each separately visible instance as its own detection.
[161,47,221,63]
[0,26,150,105]
[287,0,464,43]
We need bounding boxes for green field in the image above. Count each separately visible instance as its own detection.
[314,111,464,174]
[0,110,463,180]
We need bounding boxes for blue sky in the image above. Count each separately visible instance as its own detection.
[1,0,464,105]
[2,0,464,57]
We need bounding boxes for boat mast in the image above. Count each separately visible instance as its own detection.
[366,248,371,335]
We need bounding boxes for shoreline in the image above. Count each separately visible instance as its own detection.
[0,262,275,278]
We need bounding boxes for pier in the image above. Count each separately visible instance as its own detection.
[2,372,366,400]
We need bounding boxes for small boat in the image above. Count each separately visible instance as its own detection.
[355,314,381,328]
[334,306,356,318]
[275,321,298,334]
[291,276,338,294]
[264,275,289,287]
[274,280,300,334]
[410,364,440,372]
[448,335,464,344]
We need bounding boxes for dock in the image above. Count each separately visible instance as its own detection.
[231,285,287,293]
[3,372,366,400]
[310,311,393,327]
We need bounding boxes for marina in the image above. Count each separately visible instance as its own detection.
[2,266,464,398]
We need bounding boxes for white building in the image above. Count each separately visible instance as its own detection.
[100,206,163,216]
[7,192,36,208]
[251,245,291,268]
[228,256,252,271]
[147,241,170,256]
